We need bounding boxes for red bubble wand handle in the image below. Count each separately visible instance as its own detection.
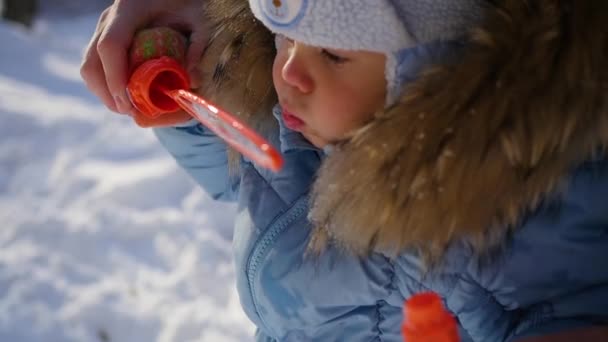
[127,28,284,172]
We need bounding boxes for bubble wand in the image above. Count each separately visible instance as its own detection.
[127,27,284,172]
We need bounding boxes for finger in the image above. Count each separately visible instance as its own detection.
[80,8,119,112]
[96,19,134,112]
[96,2,153,114]
[81,41,119,113]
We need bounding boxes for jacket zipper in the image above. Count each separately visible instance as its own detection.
[246,196,309,335]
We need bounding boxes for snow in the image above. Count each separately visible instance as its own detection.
[0,6,253,342]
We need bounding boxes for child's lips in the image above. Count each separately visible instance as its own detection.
[282,109,305,131]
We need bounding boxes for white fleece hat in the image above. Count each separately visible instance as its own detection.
[249,0,486,104]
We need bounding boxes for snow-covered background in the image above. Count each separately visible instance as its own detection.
[0,2,253,341]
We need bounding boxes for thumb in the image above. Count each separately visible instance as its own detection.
[185,26,210,89]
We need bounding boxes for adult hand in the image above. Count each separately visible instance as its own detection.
[80,0,209,114]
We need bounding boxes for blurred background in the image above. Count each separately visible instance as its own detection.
[2,0,110,26]
[0,1,253,341]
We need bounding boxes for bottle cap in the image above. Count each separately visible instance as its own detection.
[127,27,190,118]
[127,56,191,118]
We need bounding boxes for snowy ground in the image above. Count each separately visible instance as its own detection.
[0,5,253,342]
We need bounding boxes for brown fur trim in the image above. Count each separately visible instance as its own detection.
[198,0,608,262]
[196,0,277,171]
[308,0,608,261]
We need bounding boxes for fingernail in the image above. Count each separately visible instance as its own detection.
[114,94,132,114]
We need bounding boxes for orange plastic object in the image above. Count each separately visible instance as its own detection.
[127,56,190,117]
[402,292,459,342]
[126,27,284,172]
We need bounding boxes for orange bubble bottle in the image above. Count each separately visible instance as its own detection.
[126,27,283,172]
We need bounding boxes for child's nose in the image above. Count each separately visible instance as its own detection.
[281,52,314,94]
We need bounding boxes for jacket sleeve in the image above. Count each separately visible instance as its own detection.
[502,156,608,341]
[254,328,276,342]
[153,122,239,201]
[402,156,608,342]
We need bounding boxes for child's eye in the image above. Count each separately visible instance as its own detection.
[321,49,348,65]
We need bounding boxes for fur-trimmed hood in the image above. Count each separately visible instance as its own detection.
[198,0,608,261]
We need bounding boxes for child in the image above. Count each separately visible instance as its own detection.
[153,0,608,341]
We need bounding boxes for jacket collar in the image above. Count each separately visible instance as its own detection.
[272,105,323,154]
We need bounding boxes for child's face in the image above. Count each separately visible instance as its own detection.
[272,35,387,148]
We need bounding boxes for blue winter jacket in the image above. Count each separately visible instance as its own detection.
[150,0,608,340]
[153,109,608,341]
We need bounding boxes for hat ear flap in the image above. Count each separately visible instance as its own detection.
[385,40,469,106]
